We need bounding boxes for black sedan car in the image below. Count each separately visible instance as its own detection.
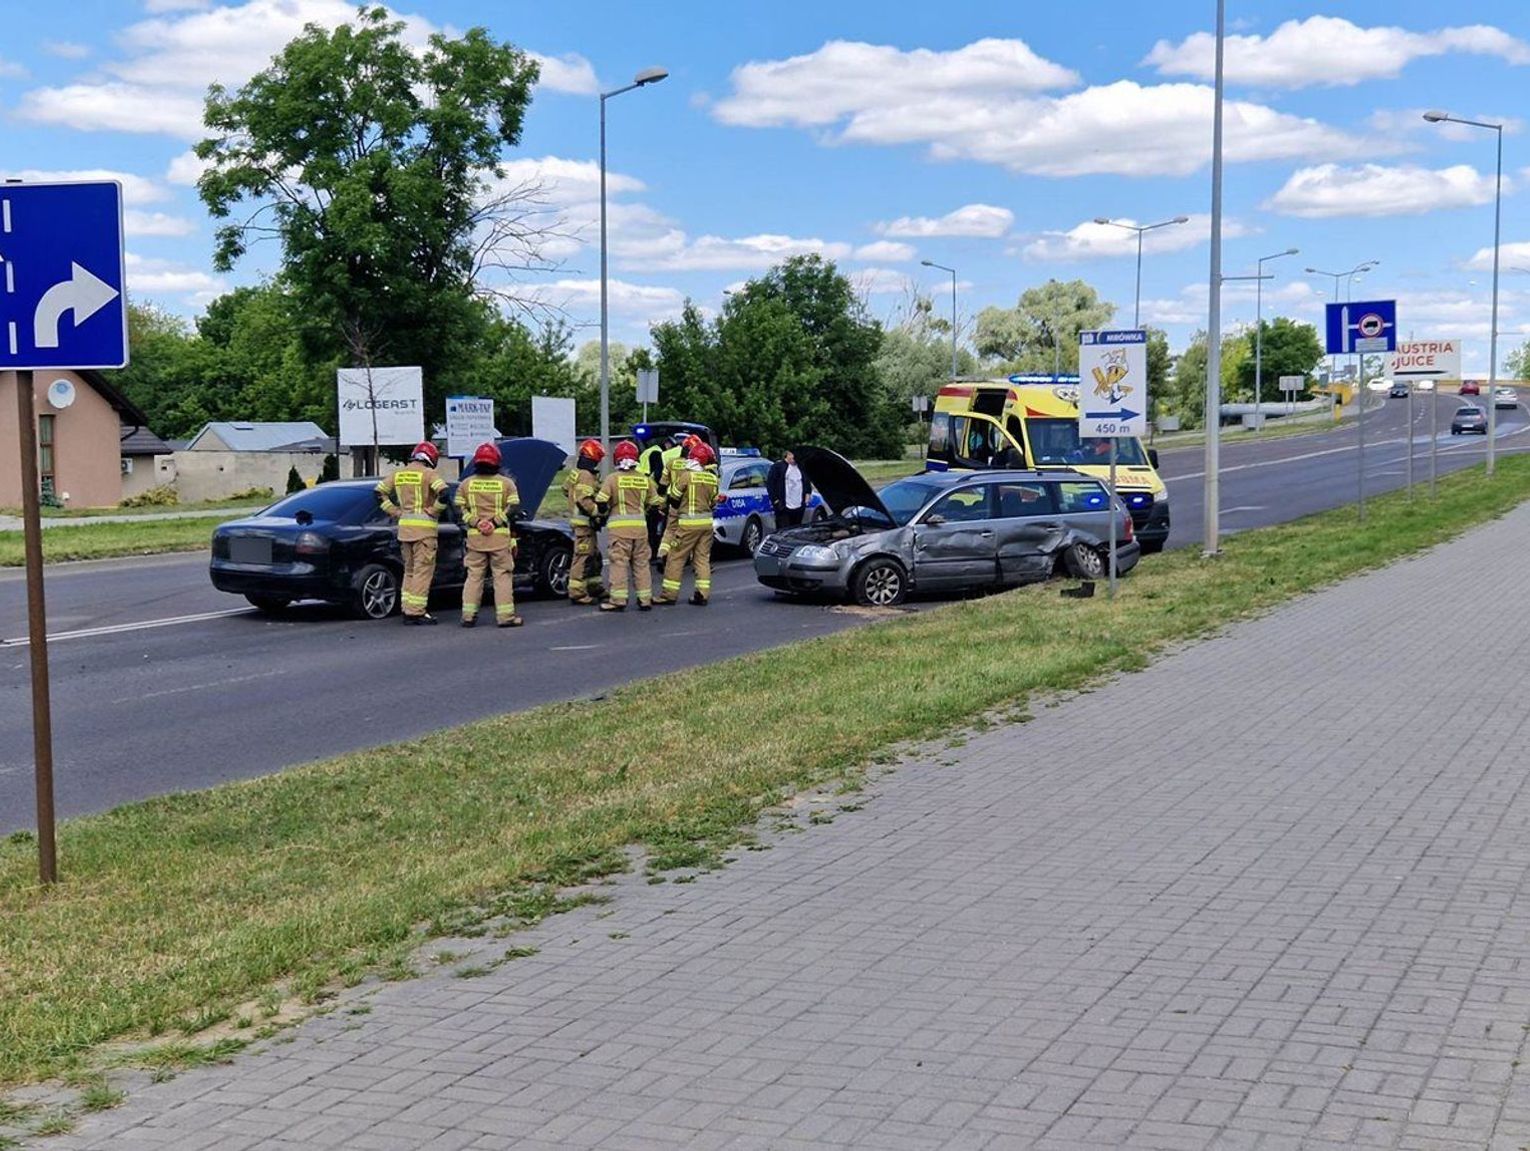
[1450,406,1488,435]
[210,438,596,618]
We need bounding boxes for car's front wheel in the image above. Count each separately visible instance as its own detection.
[245,594,290,614]
[352,563,400,620]
[741,516,764,557]
[1064,542,1108,581]
[852,557,907,607]
[538,544,572,598]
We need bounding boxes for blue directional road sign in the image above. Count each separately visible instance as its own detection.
[0,181,128,371]
[1325,299,1396,356]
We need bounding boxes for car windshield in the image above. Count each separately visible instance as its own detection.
[1026,418,1148,467]
[877,478,945,525]
[1457,408,1481,416]
[258,486,370,522]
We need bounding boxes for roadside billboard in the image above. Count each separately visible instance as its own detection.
[1390,339,1461,381]
[337,366,424,446]
[531,395,576,458]
[445,396,495,459]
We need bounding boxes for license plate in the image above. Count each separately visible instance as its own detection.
[229,536,272,564]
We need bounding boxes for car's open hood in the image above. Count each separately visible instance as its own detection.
[493,437,567,515]
[796,446,893,523]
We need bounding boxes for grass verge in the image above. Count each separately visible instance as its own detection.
[0,519,222,567]
[0,499,267,521]
[3,457,1530,1087]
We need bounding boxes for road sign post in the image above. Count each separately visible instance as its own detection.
[1326,300,1396,522]
[1079,330,1148,600]
[635,368,659,423]
[1,179,129,884]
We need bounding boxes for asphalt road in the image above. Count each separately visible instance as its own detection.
[2,390,1525,831]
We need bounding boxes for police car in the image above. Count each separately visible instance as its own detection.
[713,449,827,556]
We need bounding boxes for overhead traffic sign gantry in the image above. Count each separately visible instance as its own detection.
[0,181,127,371]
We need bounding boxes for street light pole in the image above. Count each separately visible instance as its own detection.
[599,67,668,463]
[1094,215,1191,327]
[920,260,959,381]
[1203,0,1226,556]
[1253,248,1299,430]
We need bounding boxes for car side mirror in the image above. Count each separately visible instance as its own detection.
[1147,448,1160,469]
[923,513,946,526]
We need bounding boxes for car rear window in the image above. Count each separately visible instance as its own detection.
[259,486,370,521]
[1054,481,1109,513]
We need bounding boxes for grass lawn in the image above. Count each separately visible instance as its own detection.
[0,520,225,567]
[3,457,1529,1090]
[0,498,269,520]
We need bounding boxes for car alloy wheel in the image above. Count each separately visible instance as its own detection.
[742,516,764,556]
[541,546,572,598]
[1065,542,1108,581]
[855,559,906,607]
[354,564,400,620]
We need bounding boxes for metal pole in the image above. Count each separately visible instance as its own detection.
[1254,263,1263,432]
[1487,125,1502,476]
[1357,346,1366,520]
[15,370,57,884]
[598,92,610,465]
[949,268,958,381]
[1108,438,1118,599]
[1406,381,1414,500]
[1133,229,1143,328]
[1430,384,1438,497]
[1202,0,1226,556]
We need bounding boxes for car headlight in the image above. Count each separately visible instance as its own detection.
[1153,489,1169,504]
[792,544,840,564]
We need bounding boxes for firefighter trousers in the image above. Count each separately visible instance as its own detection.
[606,536,652,606]
[660,525,713,602]
[569,526,597,601]
[400,536,438,617]
[462,547,516,622]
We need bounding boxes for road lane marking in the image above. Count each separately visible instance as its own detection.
[1,607,254,647]
[549,644,600,651]
[113,668,286,705]
[1223,506,1266,514]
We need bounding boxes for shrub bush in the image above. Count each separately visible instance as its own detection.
[120,484,180,508]
[285,467,306,494]
[227,487,276,502]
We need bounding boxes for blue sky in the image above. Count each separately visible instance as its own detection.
[3,0,1528,373]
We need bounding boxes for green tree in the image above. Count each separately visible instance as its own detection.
[1505,339,1530,382]
[974,279,1115,374]
[195,6,540,417]
[1234,317,1323,404]
[109,303,224,439]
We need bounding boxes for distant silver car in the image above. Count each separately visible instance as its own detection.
[712,452,826,555]
[1494,387,1519,410]
[754,447,1139,606]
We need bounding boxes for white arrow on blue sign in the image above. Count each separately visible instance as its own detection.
[1325,299,1396,355]
[0,181,129,371]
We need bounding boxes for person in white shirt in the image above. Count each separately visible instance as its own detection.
[767,450,813,529]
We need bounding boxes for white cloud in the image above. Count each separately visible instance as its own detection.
[1024,214,1242,261]
[166,150,210,186]
[850,267,914,296]
[853,240,915,262]
[18,1,578,138]
[125,252,224,296]
[637,233,855,273]
[0,57,27,79]
[145,0,211,10]
[1142,278,1324,328]
[1267,164,1503,218]
[489,157,645,204]
[878,204,1013,239]
[125,210,198,237]
[0,168,169,205]
[1145,17,1530,88]
[1368,108,1524,142]
[715,38,1078,129]
[530,278,685,323]
[42,41,91,60]
[528,52,598,96]
[715,39,1369,178]
[1466,241,1530,272]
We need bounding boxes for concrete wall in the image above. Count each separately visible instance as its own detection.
[120,455,164,501]
[158,449,350,503]
[0,371,124,508]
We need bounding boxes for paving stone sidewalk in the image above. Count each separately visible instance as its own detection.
[44,503,1530,1150]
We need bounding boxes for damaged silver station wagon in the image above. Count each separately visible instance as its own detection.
[753,447,1139,607]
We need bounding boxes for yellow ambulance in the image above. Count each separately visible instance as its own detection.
[926,375,1170,552]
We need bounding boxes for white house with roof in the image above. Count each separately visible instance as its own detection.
[160,420,351,502]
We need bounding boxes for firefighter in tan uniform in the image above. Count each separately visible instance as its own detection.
[655,440,724,606]
[454,442,523,629]
[562,438,604,605]
[596,440,659,612]
[655,434,703,566]
[375,441,447,625]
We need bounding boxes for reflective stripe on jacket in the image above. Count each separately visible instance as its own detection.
[597,469,657,537]
[376,466,446,542]
[455,475,519,551]
[563,464,600,528]
[669,466,721,528]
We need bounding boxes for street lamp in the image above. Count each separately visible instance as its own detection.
[1204,0,1227,556]
[1253,248,1298,428]
[599,66,668,462]
[1094,215,1191,326]
[1424,109,1503,474]
[920,260,959,382]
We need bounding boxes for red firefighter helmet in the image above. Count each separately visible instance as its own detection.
[682,433,704,457]
[411,441,440,466]
[471,442,502,470]
[688,441,715,467]
[578,437,605,463]
[613,440,640,464]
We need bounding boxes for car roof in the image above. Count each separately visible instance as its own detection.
[910,468,1089,487]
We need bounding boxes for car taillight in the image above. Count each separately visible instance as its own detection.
[1122,510,1134,542]
[295,531,328,556]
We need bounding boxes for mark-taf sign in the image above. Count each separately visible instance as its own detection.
[445,396,495,459]
[1077,329,1148,438]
